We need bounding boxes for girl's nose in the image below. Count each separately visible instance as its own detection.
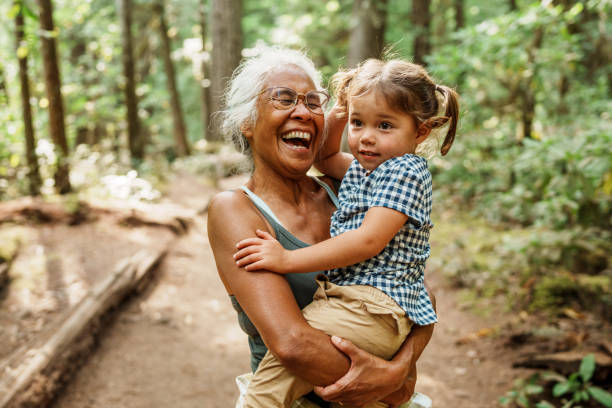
[360,130,375,144]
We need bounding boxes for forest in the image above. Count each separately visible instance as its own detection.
[0,0,611,407]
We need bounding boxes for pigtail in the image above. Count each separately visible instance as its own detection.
[436,85,459,156]
[331,67,358,117]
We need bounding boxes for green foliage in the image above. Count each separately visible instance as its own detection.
[500,355,612,407]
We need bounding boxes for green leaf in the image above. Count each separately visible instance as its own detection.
[554,382,571,397]
[536,401,556,408]
[579,354,595,382]
[8,3,20,19]
[22,3,38,20]
[526,384,544,395]
[588,386,612,408]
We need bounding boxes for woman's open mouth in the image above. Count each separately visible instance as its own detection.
[281,131,312,149]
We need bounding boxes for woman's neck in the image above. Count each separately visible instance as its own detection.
[247,168,315,207]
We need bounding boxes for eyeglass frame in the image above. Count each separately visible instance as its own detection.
[256,86,330,115]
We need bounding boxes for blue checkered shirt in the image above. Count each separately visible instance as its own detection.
[327,154,438,325]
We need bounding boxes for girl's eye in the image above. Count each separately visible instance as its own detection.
[379,122,392,130]
[351,119,363,127]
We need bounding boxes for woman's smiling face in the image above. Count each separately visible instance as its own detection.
[242,65,325,178]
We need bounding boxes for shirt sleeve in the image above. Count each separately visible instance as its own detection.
[370,159,427,228]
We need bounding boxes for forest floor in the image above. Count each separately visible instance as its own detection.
[2,171,609,408]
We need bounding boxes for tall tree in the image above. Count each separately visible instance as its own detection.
[520,27,543,140]
[37,0,71,193]
[15,1,41,196]
[199,0,211,140]
[0,63,8,104]
[454,0,464,30]
[209,0,242,142]
[117,0,143,162]
[347,0,388,67]
[154,0,190,157]
[411,0,432,66]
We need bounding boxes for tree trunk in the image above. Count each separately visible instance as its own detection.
[508,0,518,11]
[199,0,212,140]
[37,0,71,194]
[154,0,190,157]
[116,0,143,162]
[209,0,242,142]
[0,64,8,105]
[411,0,431,66]
[521,27,544,140]
[15,2,42,196]
[347,0,388,67]
[454,0,464,30]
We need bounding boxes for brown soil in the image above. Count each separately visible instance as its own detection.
[2,172,607,408]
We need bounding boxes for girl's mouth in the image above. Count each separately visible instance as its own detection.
[281,131,312,149]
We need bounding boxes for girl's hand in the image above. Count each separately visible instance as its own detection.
[234,229,289,273]
[313,336,410,407]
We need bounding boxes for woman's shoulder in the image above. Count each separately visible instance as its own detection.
[208,188,263,229]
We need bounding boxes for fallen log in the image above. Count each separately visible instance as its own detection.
[0,249,166,408]
[513,350,612,383]
[0,197,194,234]
[0,262,7,291]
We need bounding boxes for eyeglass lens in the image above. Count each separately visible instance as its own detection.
[269,87,328,114]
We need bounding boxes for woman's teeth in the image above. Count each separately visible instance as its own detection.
[281,131,311,141]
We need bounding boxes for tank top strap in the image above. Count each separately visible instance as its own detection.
[311,176,340,208]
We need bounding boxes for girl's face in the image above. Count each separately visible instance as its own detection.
[241,65,325,178]
[347,91,430,172]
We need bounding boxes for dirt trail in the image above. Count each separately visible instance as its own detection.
[52,173,528,408]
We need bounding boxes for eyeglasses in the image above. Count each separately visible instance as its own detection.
[258,87,329,115]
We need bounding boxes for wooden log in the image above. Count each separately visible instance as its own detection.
[0,197,194,234]
[0,249,166,408]
[513,350,612,382]
[0,262,8,291]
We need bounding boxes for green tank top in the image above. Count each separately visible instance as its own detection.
[229,179,339,407]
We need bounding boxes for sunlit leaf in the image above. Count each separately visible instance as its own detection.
[579,354,595,382]
[588,386,612,408]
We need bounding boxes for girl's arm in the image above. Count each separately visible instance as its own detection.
[234,206,408,273]
[314,104,353,180]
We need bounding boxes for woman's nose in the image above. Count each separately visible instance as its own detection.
[290,99,313,120]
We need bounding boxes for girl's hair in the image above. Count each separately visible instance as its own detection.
[332,59,459,156]
[219,45,324,160]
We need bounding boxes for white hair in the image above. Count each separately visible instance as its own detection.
[219,45,323,161]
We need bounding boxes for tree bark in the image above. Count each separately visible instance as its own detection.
[15,2,42,196]
[347,0,388,67]
[154,1,190,157]
[0,64,8,105]
[411,0,432,66]
[116,0,143,162]
[454,0,464,30]
[508,0,518,11]
[37,0,71,194]
[521,27,544,140]
[209,0,243,142]
[199,0,212,140]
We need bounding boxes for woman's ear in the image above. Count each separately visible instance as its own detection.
[415,123,432,144]
[240,122,254,139]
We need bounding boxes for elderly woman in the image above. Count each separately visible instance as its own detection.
[208,47,434,408]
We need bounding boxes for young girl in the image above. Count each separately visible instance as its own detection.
[234,59,459,408]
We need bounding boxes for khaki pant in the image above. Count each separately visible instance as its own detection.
[244,276,413,408]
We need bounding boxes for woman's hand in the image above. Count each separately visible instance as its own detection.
[313,336,411,407]
[234,229,289,273]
